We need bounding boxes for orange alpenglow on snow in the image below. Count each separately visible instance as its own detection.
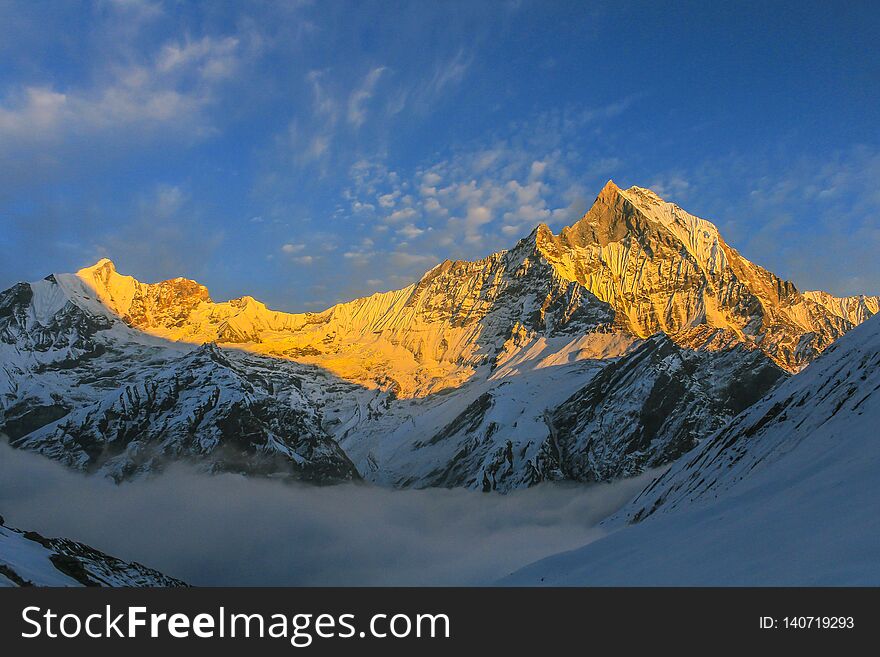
[68,182,877,398]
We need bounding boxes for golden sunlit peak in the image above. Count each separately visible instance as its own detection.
[228,295,266,309]
[83,257,116,272]
[594,179,623,202]
[602,179,620,190]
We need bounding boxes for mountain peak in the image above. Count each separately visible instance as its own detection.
[524,222,554,243]
[69,258,213,331]
[596,179,622,201]
[227,295,267,313]
[79,258,117,276]
[519,180,877,369]
[75,258,134,307]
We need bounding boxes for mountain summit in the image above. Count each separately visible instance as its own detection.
[534,180,867,370]
[1,182,876,489]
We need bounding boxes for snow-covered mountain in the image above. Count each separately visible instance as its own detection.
[537,182,866,370]
[503,312,880,584]
[802,289,880,326]
[70,182,869,393]
[0,271,360,482]
[73,230,615,399]
[544,334,783,482]
[12,343,359,482]
[1,181,875,489]
[623,307,880,524]
[0,516,185,587]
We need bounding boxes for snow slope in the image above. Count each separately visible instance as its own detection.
[13,344,359,482]
[0,518,185,587]
[502,313,880,584]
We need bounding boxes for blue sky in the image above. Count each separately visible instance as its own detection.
[1,0,878,310]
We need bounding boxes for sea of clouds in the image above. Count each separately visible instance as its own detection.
[0,442,657,585]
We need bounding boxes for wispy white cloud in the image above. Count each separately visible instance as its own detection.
[306,69,340,123]
[423,171,442,186]
[425,49,471,98]
[347,66,387,128]
[648,174,691,200]
[377,191,399,208]
[371,48,473,119]
[274,65,391,170]
[388,251,439,269]
[153,183,185,217]
[157,35,241,78]
[0,32,253,150]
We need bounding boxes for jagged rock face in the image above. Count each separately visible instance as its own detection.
[621,312,880,525]
[534,182,862,371]
[0,521,186,587]
[397,334,784,493]
[11,343,359,483]
[73,240,614,398]
[354,237,614,377]
[81,259,212,328]
[125,279,211,330]
[398,237,613,340]
[0,277,113,352]
[543,335,785,483]
[802,289,880,326]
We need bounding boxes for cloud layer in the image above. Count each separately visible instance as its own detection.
[0,443,655,585]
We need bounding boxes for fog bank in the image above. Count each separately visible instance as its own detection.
[0,443,657,585]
